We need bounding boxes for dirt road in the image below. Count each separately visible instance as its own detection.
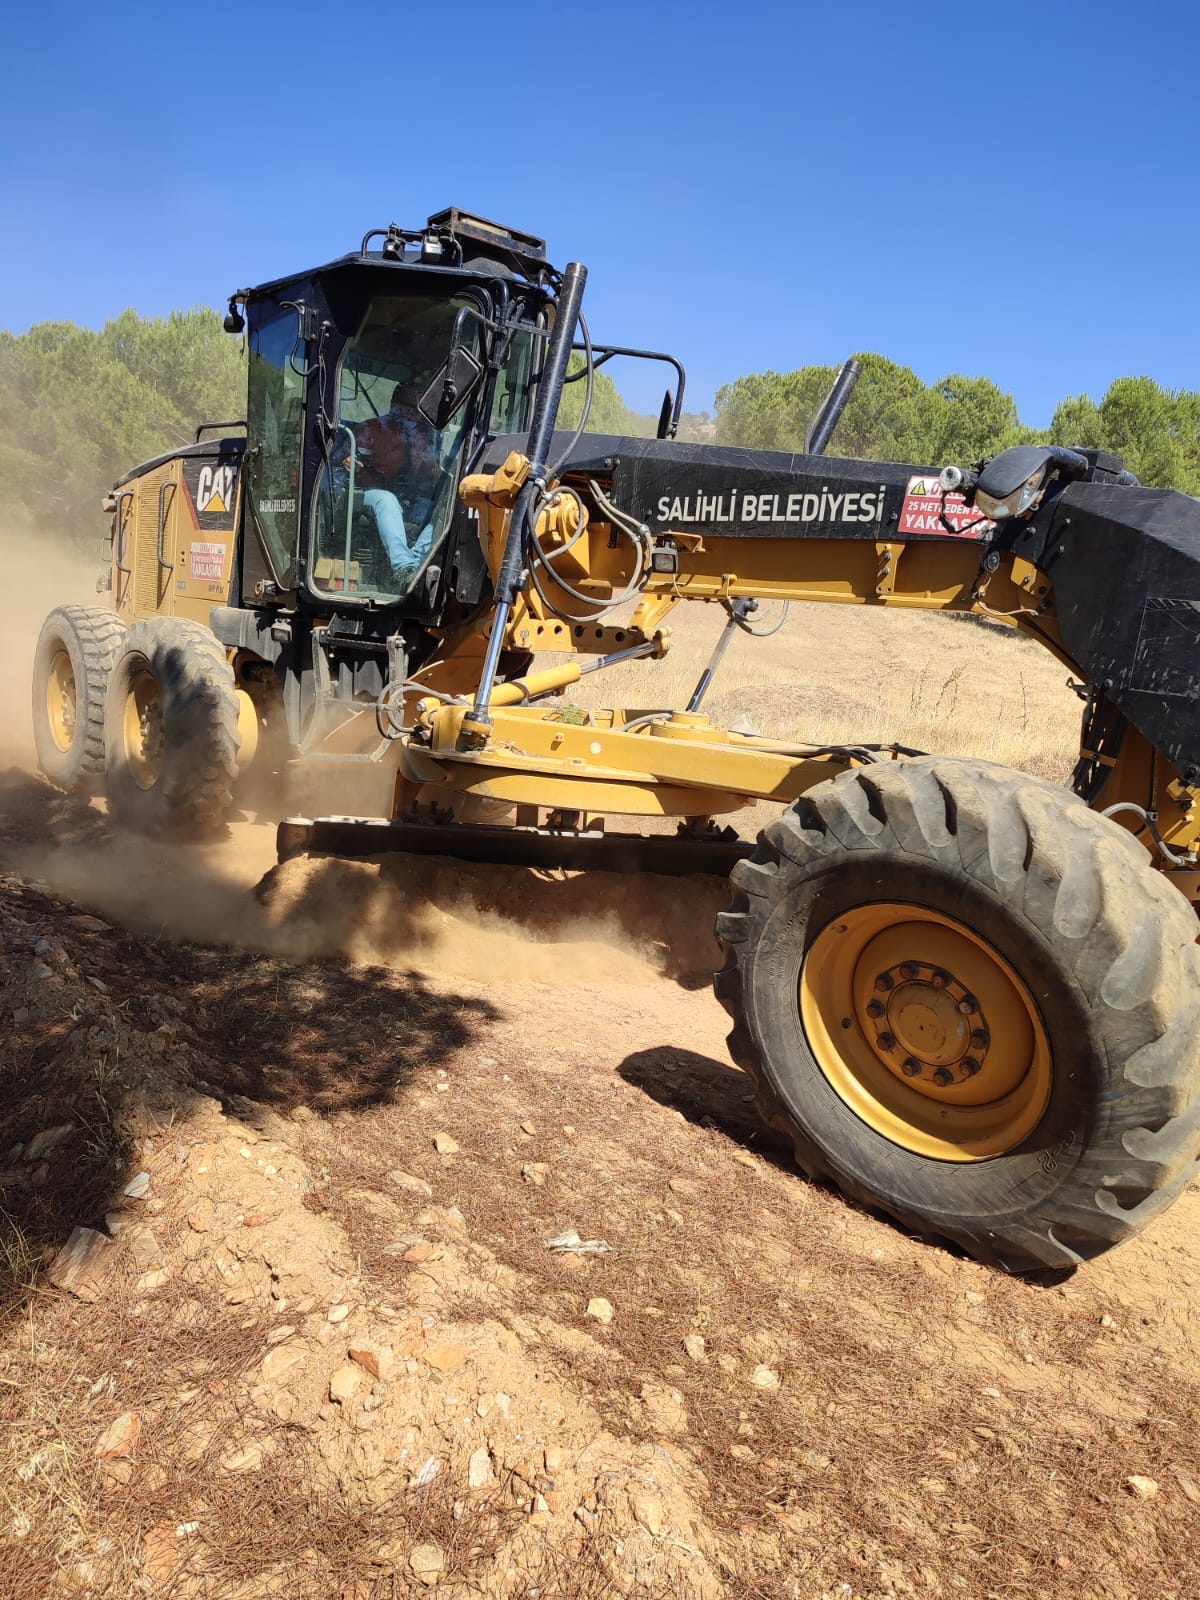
[2,767,1199,1599]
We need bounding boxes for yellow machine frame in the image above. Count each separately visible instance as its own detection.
[273,448,1196,896]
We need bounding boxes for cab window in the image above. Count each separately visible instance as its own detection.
[490,324,538,435]
[245,304,305,583]
[312,293,479,603]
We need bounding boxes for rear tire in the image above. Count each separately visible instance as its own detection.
[715,757,1200,1272]
[105,618,241,836]
[32,606,127,793]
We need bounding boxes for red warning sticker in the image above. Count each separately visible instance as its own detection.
[189,541,226,580]
[898,476,992,539]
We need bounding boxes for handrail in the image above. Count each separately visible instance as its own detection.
[194,420,246,442]
[156,480,176,576]
[566,342,687,438]
[114,491,134,581]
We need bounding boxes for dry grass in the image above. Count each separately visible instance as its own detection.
[0,1276,560,1599]
[568,601,1081,791]
[0,1283,272,1591]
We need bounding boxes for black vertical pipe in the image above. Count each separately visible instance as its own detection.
[805,358,862,457]
[461,262,588,739]
[494,261,588,604]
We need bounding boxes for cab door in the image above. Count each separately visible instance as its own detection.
[243,300,306,601]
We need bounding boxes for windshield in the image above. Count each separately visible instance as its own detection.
[312,291,480,603]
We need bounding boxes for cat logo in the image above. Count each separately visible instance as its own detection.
[196,463,236,514]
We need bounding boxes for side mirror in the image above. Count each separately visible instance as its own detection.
[419,344,484,430]
[655,389,675,440]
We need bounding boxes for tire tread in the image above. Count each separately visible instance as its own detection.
[32,605,127,792]
[105,617,240,836]
[716,756,1200,1271]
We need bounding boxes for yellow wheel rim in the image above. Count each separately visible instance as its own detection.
[234,688,259,765]
[800,903,1051,1161]
[46,650,77,752]
[122,666,164,790]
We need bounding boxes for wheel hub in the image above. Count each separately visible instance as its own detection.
[123,667,164,788]
[47,650,78,751]
[139,701,164,762]
[864,960,989,1088]
[799,902,1052,1161]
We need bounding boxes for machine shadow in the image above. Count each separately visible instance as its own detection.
[617,1044,793,1162]
[616,1043,1075,1284]
[167,935,500,1118]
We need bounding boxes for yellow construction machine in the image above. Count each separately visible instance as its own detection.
[33,209,1200,1272]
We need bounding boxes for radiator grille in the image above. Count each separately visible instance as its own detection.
[134,470,173,615]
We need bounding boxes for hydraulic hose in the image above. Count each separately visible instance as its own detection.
[1101,802,1197,865]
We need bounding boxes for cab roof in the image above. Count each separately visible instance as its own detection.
[237,208,557,303]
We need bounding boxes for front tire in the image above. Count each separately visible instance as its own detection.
[105,618,241,836]
[715,757,1200,1272]
[32,606,127,793]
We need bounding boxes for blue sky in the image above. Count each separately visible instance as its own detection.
[2,0,1196,426]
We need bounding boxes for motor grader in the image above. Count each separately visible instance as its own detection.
[32,208,1200,1274]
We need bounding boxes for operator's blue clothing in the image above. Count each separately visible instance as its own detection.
[349,405,439,586]
[363,486,434,581]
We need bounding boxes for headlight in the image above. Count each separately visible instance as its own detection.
[974,465,1048,521]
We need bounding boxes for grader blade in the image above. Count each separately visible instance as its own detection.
[276,815,754,877]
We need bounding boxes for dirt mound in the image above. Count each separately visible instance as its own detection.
[0,771,727,991]
[0,876,724,1597]
[255,851,729,987]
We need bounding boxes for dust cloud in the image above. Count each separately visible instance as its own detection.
[2,527,727,991]
[254,851,729,987]
[2,529,104,766]
[6,775,726,992]
[10,794,726,989]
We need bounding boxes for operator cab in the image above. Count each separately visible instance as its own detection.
[234,209,551,616]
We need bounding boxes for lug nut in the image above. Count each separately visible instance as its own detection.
[970,1029,990,1050]
[876,1032,896,1051]
[875,973,894,993]
[866,999,885,1019]
[958,994,978,1014]
[901,1057,921,1077]
[932,1067,954,1087]
[931,969,951,989]
[900,962,920,980]
[962,1056,982,1076]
